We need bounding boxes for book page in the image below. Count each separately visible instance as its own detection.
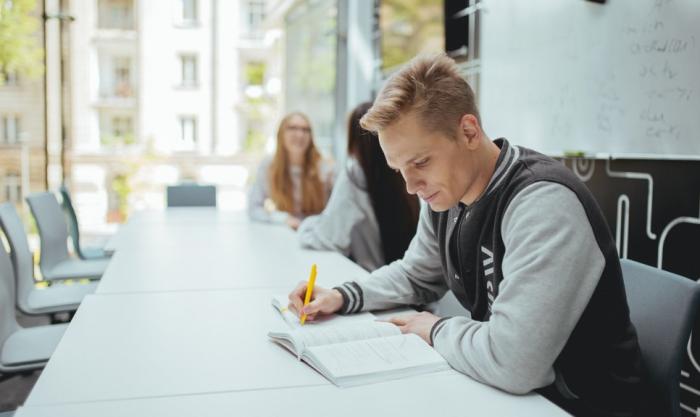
[271,295,304,327]
[268,295,385,356]
[306,333,448,381]
[270,295,377,329]
[291,321,400,348]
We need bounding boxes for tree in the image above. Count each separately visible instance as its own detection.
[0,0,43,85]
[381,0,443,71]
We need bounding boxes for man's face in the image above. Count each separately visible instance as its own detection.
[378,113,478,212]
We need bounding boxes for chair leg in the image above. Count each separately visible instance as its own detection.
[50,311,73,324]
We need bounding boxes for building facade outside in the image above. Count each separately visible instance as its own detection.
[65,0,279,232]
[0,0,47,223]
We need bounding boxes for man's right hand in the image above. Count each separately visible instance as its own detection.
[288,282,344,321]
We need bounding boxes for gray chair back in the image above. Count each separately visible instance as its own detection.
[620,259,700,417]
[58,185,84,259]
[25,192,71,275]
[166,184,217,208]
[0,203,36,314]
[0,228,20,349]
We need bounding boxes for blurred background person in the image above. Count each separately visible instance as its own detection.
[248,112,334,229]
[297,102,419,271]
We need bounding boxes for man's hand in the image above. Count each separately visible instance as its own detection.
[288,282,344,321]
[387,312,442,345]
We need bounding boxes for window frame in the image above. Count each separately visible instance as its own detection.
[3,172,22,203]
[2,115,21,144]
[178,54,198,88]
[177,115,198,151]
[175,0,199,27]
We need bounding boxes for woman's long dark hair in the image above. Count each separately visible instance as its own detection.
[347,102,420,265]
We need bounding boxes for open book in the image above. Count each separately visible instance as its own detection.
[268,295,449,387]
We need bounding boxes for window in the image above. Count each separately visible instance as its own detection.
[112,116,132,138]
[177,0,197,25]
[246,0,265,38]
[1,70,19,86]
[97,0,134,30]
[177,116,197,150]
[3,173,21,203]
[100,112,134,146]
[114,57,132,97]
[179,54,197,87]
[110,116,134,145]
[99,55,135,98]
[380,0,444,73]
[285,0,336,154]
[2,115,20,144]
[245,61,265,86]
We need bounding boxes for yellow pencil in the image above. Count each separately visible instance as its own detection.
[300,263,317,325]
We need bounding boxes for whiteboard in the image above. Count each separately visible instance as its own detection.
[479,0,700,156]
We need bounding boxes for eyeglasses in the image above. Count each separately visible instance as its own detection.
[285,125,311,134]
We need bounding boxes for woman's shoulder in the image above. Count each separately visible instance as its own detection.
[315,156,335,183]
[251,155,275,187]
[343,156,367,188]
[318,156,335,173]
[255,154,274,174]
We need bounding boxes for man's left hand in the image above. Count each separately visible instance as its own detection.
[387,312,441,345]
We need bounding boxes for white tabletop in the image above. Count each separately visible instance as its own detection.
[103,209,249,253]
[17,371,568,417]
[21,209,568,416]
[25,289,335,406]
[97,212,369,294]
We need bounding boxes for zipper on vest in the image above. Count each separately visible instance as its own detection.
[454,205,471,277]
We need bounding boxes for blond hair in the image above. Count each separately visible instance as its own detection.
[268,112,327,216]
[360,53,480,138]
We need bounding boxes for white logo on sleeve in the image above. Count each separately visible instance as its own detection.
[482,246,496,310]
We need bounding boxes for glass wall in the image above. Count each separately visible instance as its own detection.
[0,0,47,207]
[380,0,443,73]
[284,0,337,156]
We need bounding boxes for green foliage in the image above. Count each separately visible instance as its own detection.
[381,0,443,71]
[21,204,38,235]
[245,62,266,86]
[0,0,44,86]
[243,128,266,153]
[101,132,136,147]
[112,173,131,220]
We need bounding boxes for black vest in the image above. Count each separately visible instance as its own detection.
[430,140,643,417]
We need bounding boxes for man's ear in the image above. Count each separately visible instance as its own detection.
[459,114,480,149]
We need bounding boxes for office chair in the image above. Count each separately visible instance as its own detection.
[0,203,97,316]
[58,185,110,260]
[620,259,700,417]
[166,184,217,208]
[25,192,109,281]
[0,232,68,375]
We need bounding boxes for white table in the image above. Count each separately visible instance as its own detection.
[98,212,369,294]
[16,372,568,417]
[103,209,249,253]
[20,209,569,416]
[24,289,333,406]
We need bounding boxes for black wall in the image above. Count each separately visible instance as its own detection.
[563,157,700,415]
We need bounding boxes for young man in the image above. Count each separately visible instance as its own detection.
[288,54,643,416]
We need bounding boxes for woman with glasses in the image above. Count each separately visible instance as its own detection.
[296,102,420,271]
[248,112,334,229]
